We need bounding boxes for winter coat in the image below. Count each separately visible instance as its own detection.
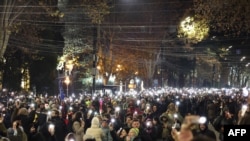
[7,127,27,141]
[72,121,84,141]
[85,117,105,141]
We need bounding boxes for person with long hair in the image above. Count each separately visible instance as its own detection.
[72,111,85,141]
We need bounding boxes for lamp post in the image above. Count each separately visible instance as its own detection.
[64,76,70,97]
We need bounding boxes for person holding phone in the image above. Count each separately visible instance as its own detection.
[72,111,85,141]
[171,115,215,141]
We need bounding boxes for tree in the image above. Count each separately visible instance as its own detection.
[191,0,250,87]
[99,0,170,87]
[0,0,62,90]
[193,0,250,37]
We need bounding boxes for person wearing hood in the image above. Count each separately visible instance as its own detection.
[85,117,105,141]
[193,122,216,141]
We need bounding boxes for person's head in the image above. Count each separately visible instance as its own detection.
[152,105,157,112]
[120,128,129,137]
[131,119,140,128]
[51,110,60,118]
[91,117,100,127]
[17,107,28,116]
[199,123,208,131]
[12,120,20,129]
[152,116,160,125]
[128,128,139,138]
[168,103,176,111]
[0,137,10,141]
[101,118,109,128]
[126,115,133,125]
[65,132,76,141]
[73,111,83,121]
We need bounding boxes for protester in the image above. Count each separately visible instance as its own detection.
[126,128,141,141]
[171,115,215,141]
[85,117,104,141]
[193,122,216,141]
[71,111,85,141]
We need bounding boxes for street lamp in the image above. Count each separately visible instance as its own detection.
[64,76,70,97]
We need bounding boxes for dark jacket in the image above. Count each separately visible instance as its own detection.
[194,123,216,141]
[40,116,67,141]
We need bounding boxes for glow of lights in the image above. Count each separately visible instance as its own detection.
[146,121,150,127]
[88,110,93,114]
[240,56,246,62]
[69,107,73,111]
[198,116,207,124]
[30,103,35,108]
[174,114,178,118]
[49,124,55,129]
[136,100,140,105]
[176,101,180,106]
[179,16,209,42]
[64,76,70,85]
[115,107,120,112]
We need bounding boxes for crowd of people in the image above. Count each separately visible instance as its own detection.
[0,87,249,141]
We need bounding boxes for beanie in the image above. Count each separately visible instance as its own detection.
[130,128,139,137]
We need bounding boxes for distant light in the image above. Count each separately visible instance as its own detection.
[240,56,246,62]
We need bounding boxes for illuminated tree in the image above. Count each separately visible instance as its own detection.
[178,16,209,44]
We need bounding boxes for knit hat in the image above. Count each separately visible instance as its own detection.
[130,128,139,137]
[91,117,100,127]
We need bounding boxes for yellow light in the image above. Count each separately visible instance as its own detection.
[179,16,209,42]
[64,76,70,85]
[66,60,74,70]
[97,66,101,70]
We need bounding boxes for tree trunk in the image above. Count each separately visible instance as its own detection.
[220,63,230,87]
[0,30,11,90]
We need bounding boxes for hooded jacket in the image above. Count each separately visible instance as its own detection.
[194,123,216,141]
[85,117,104,141]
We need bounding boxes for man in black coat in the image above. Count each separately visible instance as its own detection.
[40,110,67,141]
